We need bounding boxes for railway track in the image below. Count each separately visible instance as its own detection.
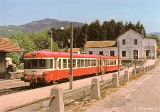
[0,72,109,96]
[0,86,32,96]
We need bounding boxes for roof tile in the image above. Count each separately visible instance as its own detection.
[0,38,24,52]
[84,40,116,48]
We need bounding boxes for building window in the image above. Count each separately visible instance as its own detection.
[110,51,114,56]
[122,51,126,57]
[122,39,126,45]
[89,51,93,54]
[99,51,103,55]
[134,39,137,45]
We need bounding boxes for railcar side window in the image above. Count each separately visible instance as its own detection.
[68,59,70,68]
[73,59,76,68]
[50,59,53,68]
[85,59,88,67]
[54,58,57,69]
[94,60,96,66]
[110,60,113,65]
[80,59,84,67]
[88,59,90,66]
[77,59,80,67]
[110,60,112,65]
[45,59,53,68]
[106,60,109,65]
[114,60,116,65]
[63,59,67,68]
[97,59,99,66]
[58,59,62,69]
[91,59,94,66]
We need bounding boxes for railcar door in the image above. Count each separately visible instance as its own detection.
[99,57,104,74]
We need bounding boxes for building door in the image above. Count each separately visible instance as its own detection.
[133,50,138,59]
[146,50,151,59]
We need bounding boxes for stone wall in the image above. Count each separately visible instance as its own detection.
[0,52,7,78]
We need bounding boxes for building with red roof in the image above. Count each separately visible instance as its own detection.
[0,38,24,78]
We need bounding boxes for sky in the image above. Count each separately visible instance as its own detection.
[0,0,159,33]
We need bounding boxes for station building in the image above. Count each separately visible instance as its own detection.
[84,29,157,63]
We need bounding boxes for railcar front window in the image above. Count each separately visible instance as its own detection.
[32,60,37,67]
[39,59,45,67]
[24,59,53,69]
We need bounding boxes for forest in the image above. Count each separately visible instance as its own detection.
[1,19,159,67]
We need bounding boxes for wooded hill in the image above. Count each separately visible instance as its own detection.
[0,18,84,37]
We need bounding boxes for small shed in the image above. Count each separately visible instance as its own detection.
[0,38,24,78]
[67,48,81,54]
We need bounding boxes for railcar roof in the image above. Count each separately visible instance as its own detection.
[24,51,118,59]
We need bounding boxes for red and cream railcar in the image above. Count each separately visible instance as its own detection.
[22,51,122,85]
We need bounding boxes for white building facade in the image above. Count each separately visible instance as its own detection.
[84,29,157,60]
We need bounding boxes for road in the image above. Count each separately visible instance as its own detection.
[80,59,160,112]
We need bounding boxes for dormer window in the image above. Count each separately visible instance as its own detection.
[122,39,126,45]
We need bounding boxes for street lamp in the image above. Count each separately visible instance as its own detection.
[47,29,53,51]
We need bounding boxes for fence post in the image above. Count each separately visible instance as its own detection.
[143,67,145,74]
[90,77,100,100]
[139,68,141,76]
[148,65,150,71]
[132,69,136,78]
[49,86,64,112]
[112,74,119,88]
[124,70,129,83]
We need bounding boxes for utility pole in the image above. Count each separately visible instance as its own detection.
[69,22,73,90]
[134,49,137,72]
[50,31,53,51]
[118,41,120,77]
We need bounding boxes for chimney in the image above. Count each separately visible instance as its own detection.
[141,28,144,36]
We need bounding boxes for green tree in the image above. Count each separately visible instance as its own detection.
[107,19,117,40]
[101,21,109,40]
[147,34,160,47]
[116,21,125,38]
[88,20,101,41]
[7,31,36,65]
[10,31,36,53]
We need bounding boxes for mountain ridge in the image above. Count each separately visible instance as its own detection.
[147,32,160,38]
[0,18,84,37]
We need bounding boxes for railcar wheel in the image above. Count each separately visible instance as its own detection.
[49,80,57,85]
[29,79,37,87]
